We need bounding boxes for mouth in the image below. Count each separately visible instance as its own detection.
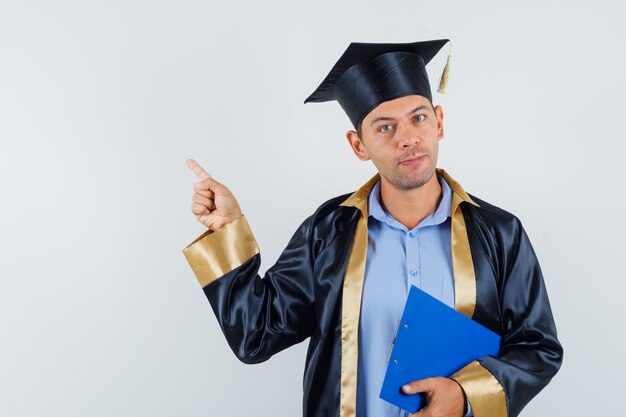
[399,155,426,165]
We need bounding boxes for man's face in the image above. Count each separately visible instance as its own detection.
[346,95,444,191]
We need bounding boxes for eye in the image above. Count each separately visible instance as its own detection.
[413,114,426,122]
[378,124,393,133]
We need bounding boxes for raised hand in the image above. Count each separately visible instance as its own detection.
[186,158,243,232]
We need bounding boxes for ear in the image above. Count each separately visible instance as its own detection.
[346,130,371,161]
[434,105,444,141]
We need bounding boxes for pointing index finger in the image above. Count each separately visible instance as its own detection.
[186,158,212,181]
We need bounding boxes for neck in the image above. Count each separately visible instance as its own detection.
[378,173,443,230]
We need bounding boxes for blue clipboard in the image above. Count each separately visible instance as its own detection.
[379,285,501,413]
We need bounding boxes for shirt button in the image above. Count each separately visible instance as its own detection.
[410,269,417,276]
[408,232,414,238]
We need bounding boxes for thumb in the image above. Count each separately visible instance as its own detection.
[196,175,229,196]
[402,378,437,395]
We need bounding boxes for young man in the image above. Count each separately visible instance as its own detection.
[183,39,563,417]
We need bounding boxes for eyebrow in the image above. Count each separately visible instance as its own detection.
[369,105,431,127]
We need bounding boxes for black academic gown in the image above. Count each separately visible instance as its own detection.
[183,168,563,417]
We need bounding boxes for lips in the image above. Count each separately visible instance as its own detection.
[399,155,426,165]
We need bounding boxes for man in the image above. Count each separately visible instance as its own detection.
[183,39,563,417]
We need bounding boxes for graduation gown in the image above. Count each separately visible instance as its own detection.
[182,168,563,417]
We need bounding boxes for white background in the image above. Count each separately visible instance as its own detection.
[1,1,624,416]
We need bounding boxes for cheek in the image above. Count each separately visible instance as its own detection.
[372,151,394,168]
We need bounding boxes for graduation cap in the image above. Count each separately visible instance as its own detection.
[304,39,451,129]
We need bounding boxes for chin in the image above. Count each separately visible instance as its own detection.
[389,169,435,191]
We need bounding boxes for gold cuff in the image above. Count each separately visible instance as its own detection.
[450,361,507,417]
[182,215,260,287]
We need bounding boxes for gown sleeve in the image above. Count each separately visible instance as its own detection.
[451,217,563,417]
[182,213,317,364]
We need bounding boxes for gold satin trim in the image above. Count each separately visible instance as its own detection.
[337,168,480,416]
[339,173,381,209]
[451,195,476,318]
[450,361,507,417]
[338,180,372,417]
[439,168,479,318]
[438,168,480,209]
[182,214,260,288]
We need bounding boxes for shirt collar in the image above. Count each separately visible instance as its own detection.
[367,173,453,230]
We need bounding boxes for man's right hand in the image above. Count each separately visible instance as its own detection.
[186,158,243,232]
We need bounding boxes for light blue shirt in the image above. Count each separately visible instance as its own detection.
[356,174,472,417]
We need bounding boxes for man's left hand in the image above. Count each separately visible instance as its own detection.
[402,377,465,417]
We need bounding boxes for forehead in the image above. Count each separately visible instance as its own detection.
[362,95,433,123]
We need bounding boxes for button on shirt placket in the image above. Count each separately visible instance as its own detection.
[406,229,420,293]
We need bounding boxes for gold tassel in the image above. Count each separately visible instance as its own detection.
[437,41,452,94]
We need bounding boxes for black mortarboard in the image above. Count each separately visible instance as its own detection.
[304,39,451,129]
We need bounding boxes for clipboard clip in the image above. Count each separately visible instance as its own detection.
[387,319,402,363]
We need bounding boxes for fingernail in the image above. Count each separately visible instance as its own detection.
[402,385,411,392]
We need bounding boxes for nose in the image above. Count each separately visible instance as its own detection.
[397,122,421,148]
